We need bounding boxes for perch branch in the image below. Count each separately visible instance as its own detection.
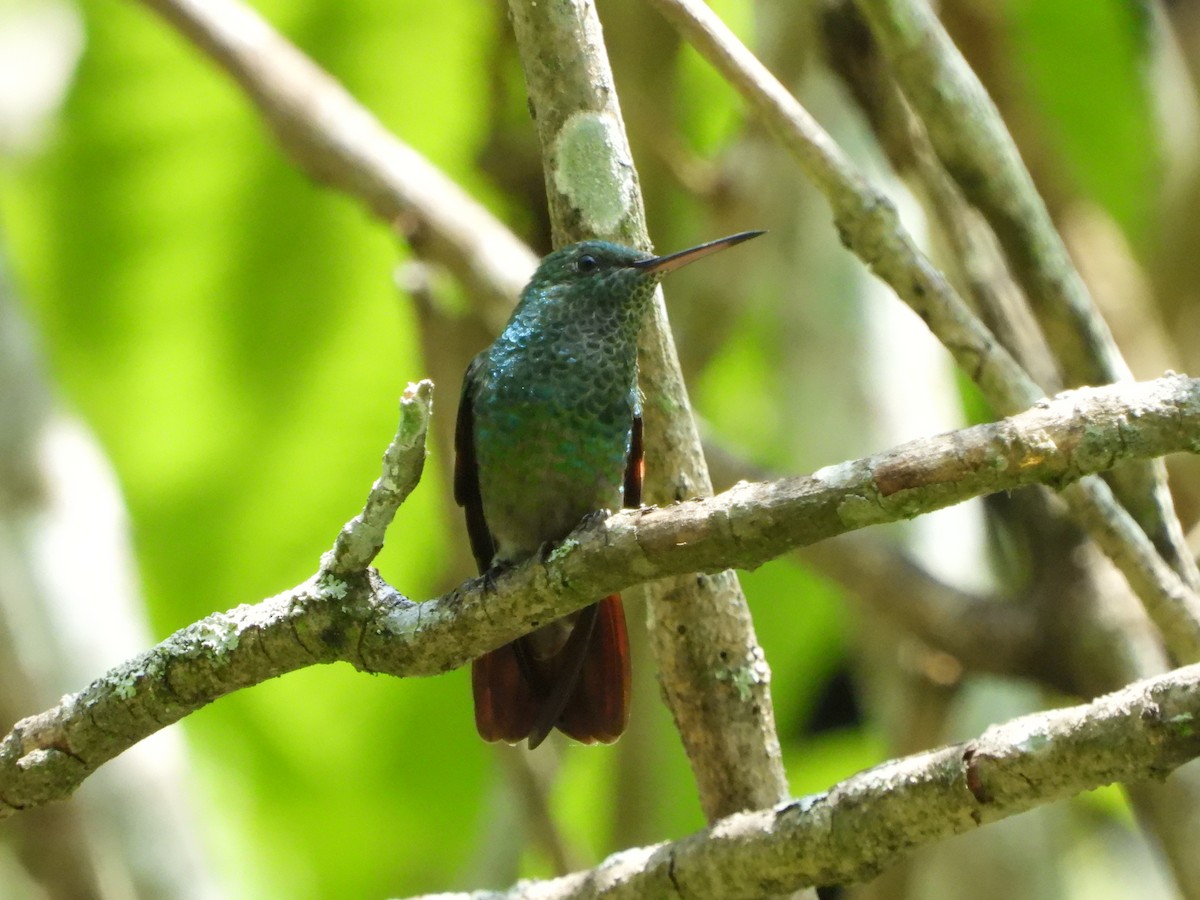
[3,374,1200,815]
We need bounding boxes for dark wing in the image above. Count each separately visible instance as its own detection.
[454,353,495,573]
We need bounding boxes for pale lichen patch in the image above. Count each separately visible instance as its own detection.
[192,612,241,655]
[836,491,882,528]
[714,646,771,701]
[552,111,635,234]
[112,671,139,700]
[316,572,349,600]
[546,537,580,564]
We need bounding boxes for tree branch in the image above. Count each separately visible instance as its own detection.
[504,0,788,821]
[850,0,1124,389]
[643,0,1200,664]
[3,374,1199,816]
[135,0,535,330]
[413,660,1200,898]
[852,0,1200,609]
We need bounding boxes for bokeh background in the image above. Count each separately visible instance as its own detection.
[2,0,1199,897]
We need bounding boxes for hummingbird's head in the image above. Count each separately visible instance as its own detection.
[525,231,765,315]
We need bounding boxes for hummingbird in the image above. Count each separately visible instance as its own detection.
[455,230,764,749]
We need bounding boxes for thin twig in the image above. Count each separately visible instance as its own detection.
[322,380,432,576]
[802,534,1037,677]
[499,747,582,876]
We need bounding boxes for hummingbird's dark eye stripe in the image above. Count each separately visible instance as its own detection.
[576,254,598,273]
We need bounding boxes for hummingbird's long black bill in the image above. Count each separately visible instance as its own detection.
[632,229,765,276]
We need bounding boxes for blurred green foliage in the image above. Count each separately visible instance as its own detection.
[0,0,1168,895]
[5,0,501,894]
[1007,0,1155,244]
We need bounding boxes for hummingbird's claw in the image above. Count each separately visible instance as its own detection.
[482,559,515,594]
[580,508,613,530]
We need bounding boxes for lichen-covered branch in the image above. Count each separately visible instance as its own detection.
[136,0,535,330]
[504,0,787,822]
[414,661,1200,899]
[4,374,1199,816]
[643,0,1200,664]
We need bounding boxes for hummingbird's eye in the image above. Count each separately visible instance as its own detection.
[575,254,599,274]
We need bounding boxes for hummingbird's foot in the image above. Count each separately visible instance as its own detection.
[482,560,516,594]
[579,508,613,530]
